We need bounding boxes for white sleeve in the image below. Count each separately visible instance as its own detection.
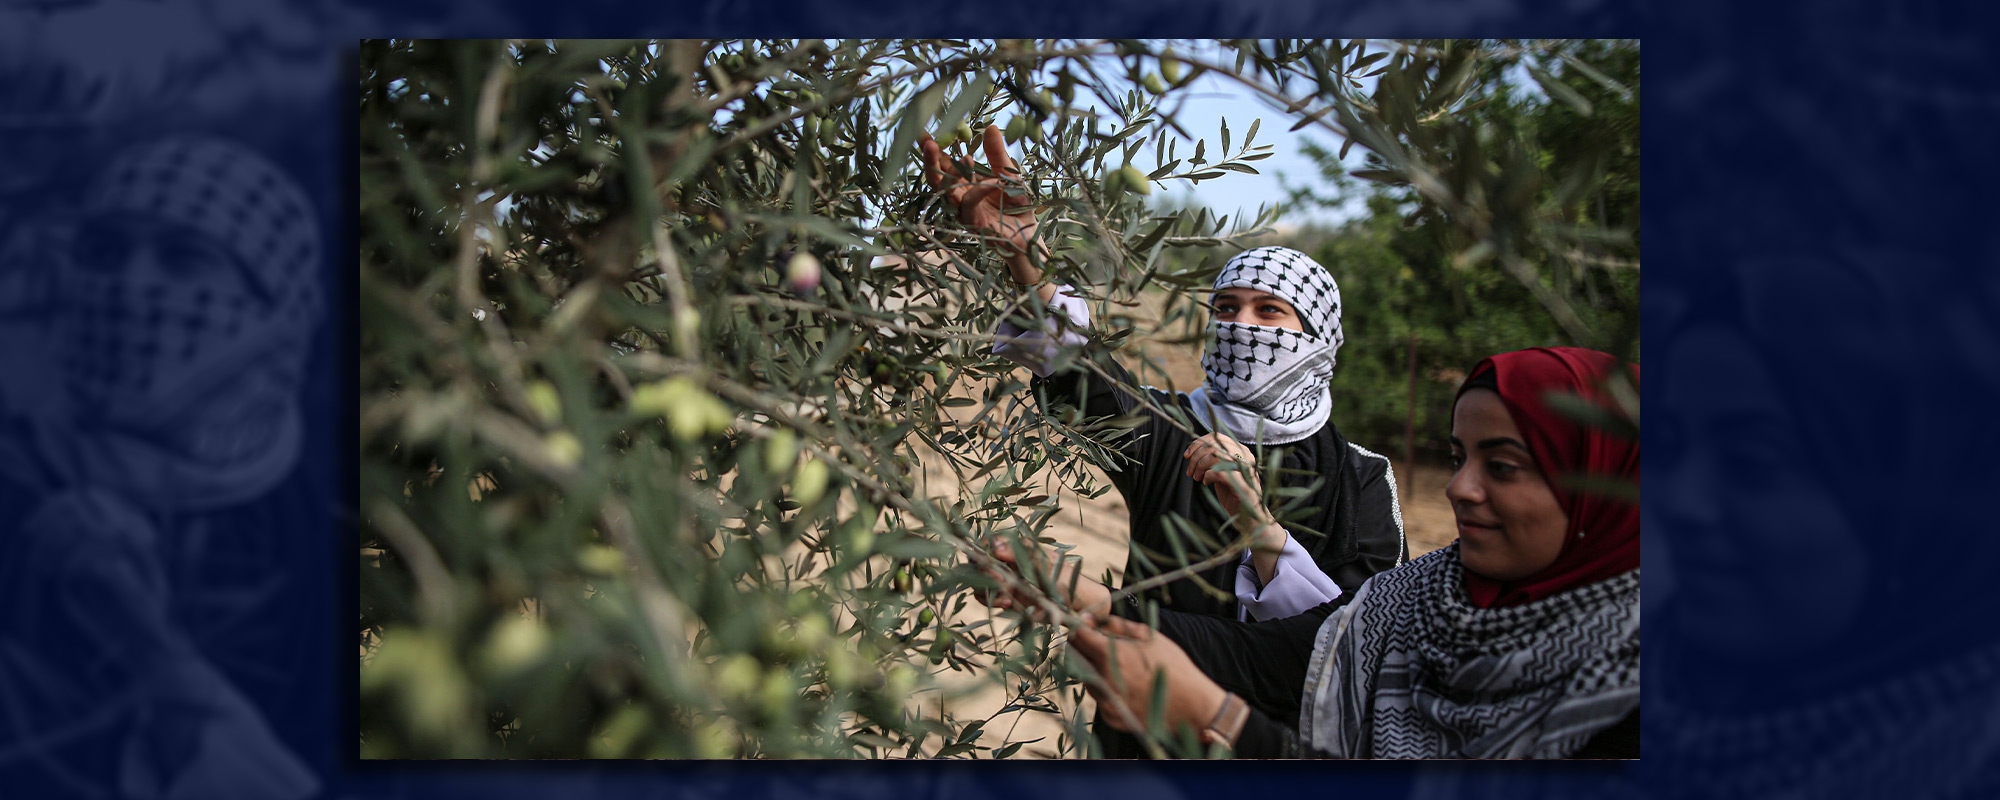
[1233,532,1344,622]
[990,284,1091,377]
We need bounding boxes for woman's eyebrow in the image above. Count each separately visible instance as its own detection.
[1476,437,1531,453]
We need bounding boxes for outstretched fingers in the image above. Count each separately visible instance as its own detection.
[981,124,1036,208]
[982,537,1056,616]
[1068,615,1108,659]
[1067,614,1129,676]
[918,133,953,191]
[982,124,1016,177]
[1068,632,1142,732]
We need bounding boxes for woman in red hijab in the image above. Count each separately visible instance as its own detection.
[986,347,1640,758]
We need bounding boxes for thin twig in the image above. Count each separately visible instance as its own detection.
[367,501,457,627]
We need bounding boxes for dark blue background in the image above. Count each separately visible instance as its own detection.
[3,1,1994,798]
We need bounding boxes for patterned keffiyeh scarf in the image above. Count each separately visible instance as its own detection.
[1299,544,1642,758]
[1186,246,1345,445]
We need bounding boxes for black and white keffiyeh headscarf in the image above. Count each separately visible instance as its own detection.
[22,136,323,512]
[1299,544,1642,758]
[1187,246,1344,444]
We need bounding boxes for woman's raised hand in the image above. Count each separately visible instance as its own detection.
[919,124,1039,264]
[1184,433,1271,526]
[1185,433,1290,582]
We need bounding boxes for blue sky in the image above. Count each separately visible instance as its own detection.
[991,40,1381,232]
[1137,69,1374,230]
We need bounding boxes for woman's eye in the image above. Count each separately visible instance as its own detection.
[1260,304,1284,315]
[1486,460,1519,478]
[1449,453,1465,469]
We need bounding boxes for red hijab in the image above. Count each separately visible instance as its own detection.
[1456,347,1640,608]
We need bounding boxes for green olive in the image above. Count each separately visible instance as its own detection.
[1119,165,1152,196]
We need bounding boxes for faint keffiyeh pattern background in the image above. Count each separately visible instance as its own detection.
[0,1,348,798]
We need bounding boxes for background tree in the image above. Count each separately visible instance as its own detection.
[1281,38,1640,469]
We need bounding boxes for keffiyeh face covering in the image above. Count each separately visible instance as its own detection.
[50,136,322,510]
[1188,247,1345,445]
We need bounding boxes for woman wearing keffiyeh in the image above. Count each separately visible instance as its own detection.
[921,126,1408,757]
[0,135,321,796]
[920,125,1407,619]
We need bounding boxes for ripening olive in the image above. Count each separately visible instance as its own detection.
[1004,115,1028,143]
[1118,165,1152,196]
[786,252,822,294]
